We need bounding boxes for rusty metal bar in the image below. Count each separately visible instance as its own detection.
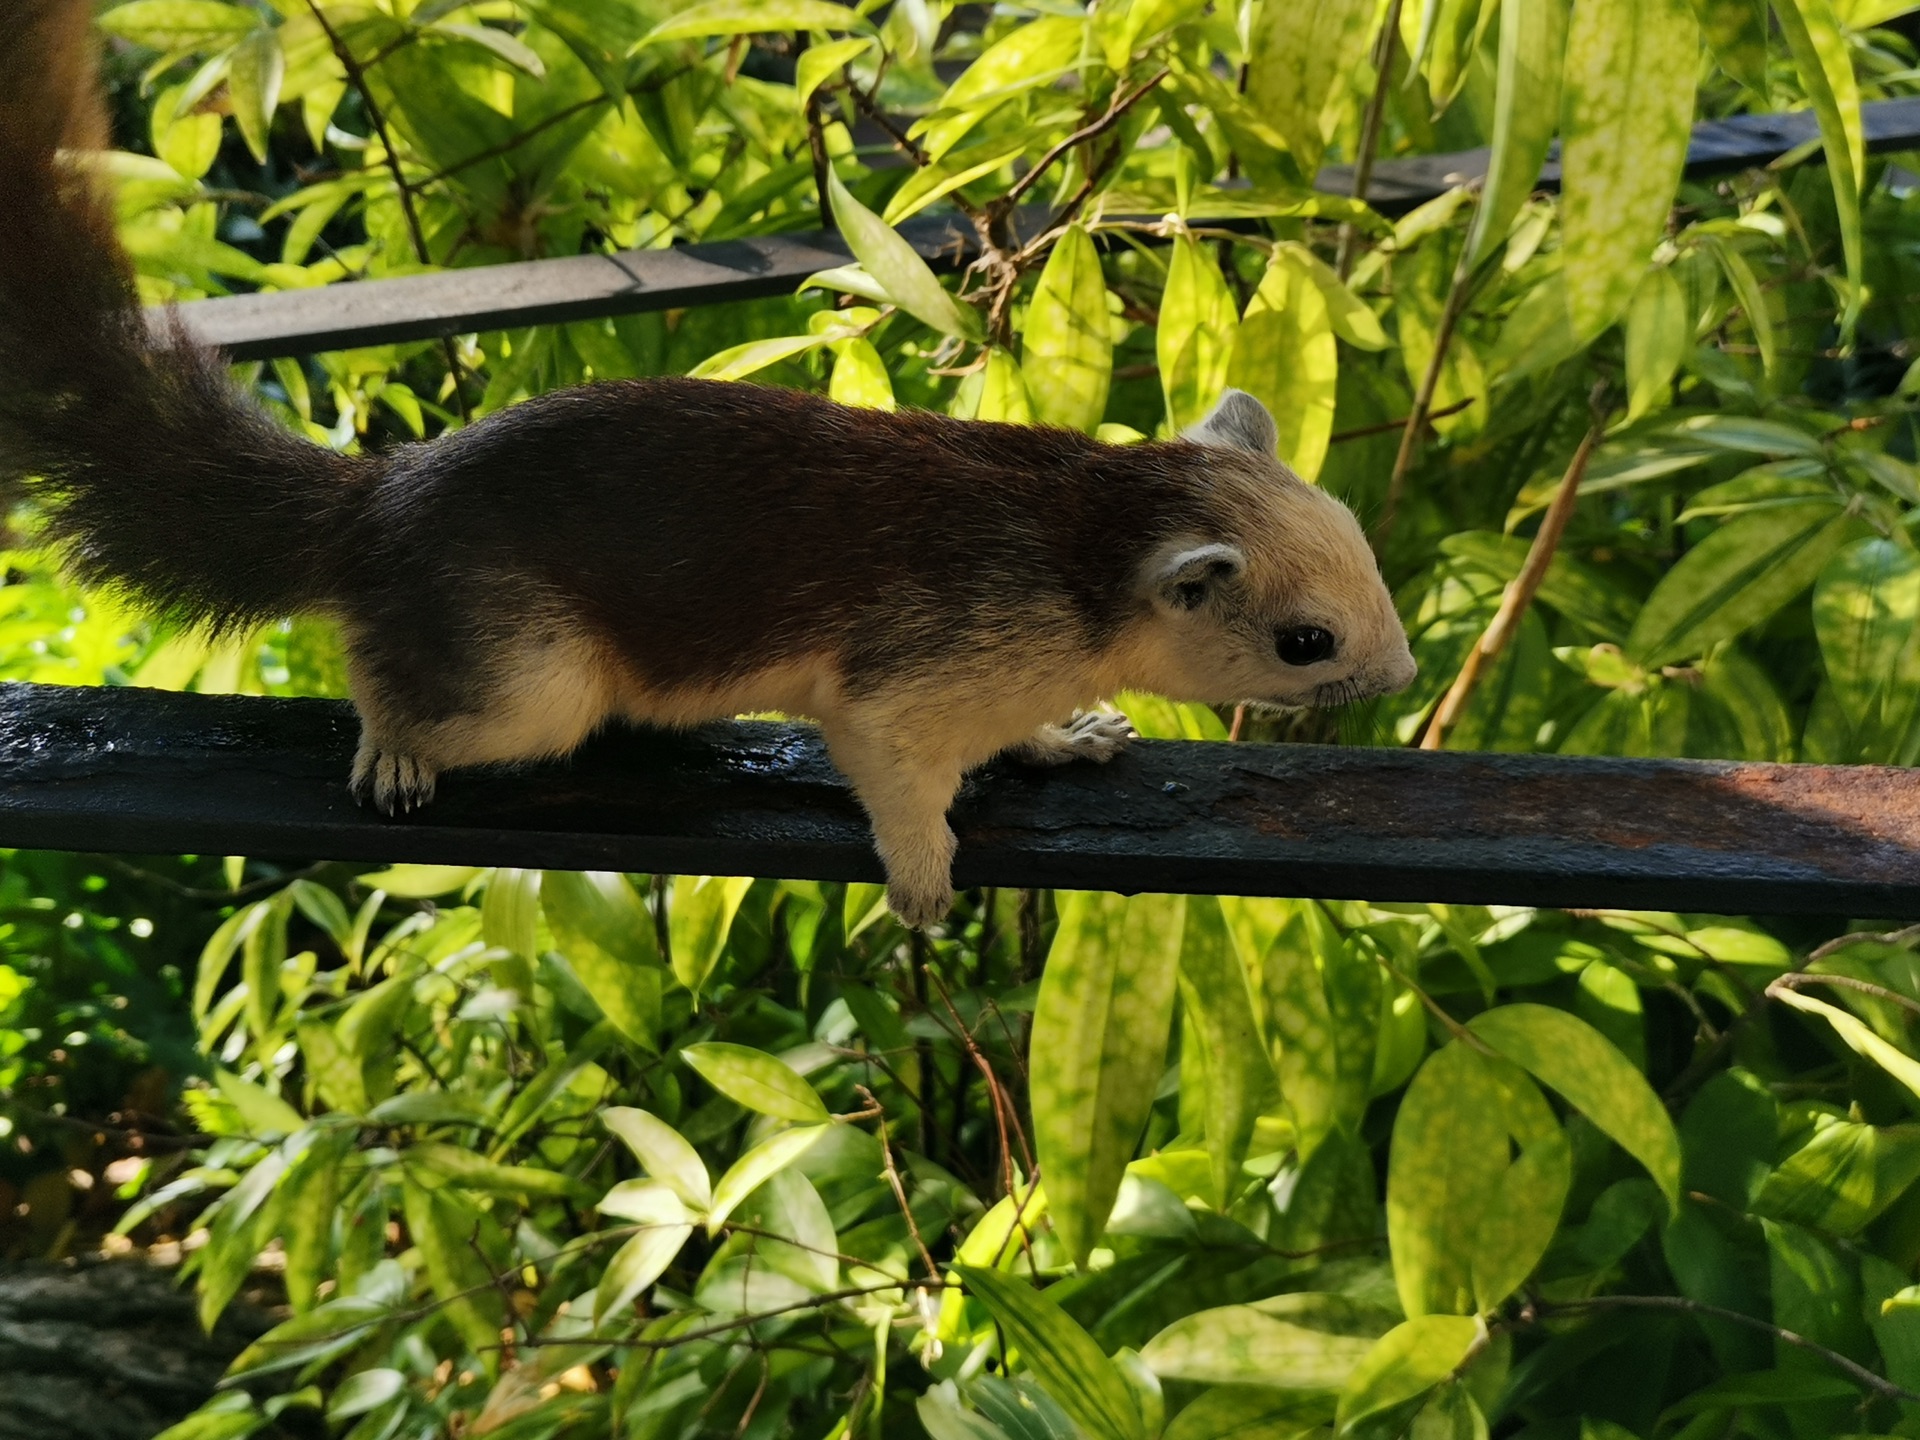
[1,682,1913,916]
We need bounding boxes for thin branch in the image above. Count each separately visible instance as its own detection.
[859,1085,940,1283]
[1376,262,1473,547]
[927,970,1021,1199]
[1328,396,1473,445]
[1769,971,1920,1018]
[1533,1295,1920,1405]
[1808,922,1920,964]
[1420,389,1608,749]
[303,0,471,423]
[1336,0,1406,280]
[1002,67,1170,210]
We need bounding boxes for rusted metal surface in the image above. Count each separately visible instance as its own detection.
[167,98,1920,362]
[0,682,1913,916]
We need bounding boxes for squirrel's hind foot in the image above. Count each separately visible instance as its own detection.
[351,744,439,815]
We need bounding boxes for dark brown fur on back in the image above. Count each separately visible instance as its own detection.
[349,382,1227,712]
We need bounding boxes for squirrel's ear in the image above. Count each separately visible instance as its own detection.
[1147,542,1246,612]
[1184,389,1278,457]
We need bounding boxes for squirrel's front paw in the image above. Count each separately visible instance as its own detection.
[1014,710,1136,766]
[350,747,438,815]
[887,881,954,930]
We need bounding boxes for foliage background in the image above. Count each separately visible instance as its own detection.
[10,0,1920,1436]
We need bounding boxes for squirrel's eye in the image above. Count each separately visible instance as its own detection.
[1276,626,1336,666]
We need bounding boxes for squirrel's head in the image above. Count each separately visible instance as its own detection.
[1127,390,1417,712]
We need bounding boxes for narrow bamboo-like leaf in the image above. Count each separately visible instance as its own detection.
[595,1182,696,1320]
[401,1177,505,1364]
[1627,500,1856,666]
[1694,0,1769,92]
[429,21,547,78]
[1559,0,1701,340]
[1141,1296,1391,1389]
[405,1143,588,1199]
[1463,0,1570,274]
[706,1124,830,1233]
[1177,897,1269,1208]
[1030,892,1187,1267]
[690,333,839,381]
[214,1069,305,1138]
[826,169,981,340]
[97,0,257,49]
[1813,537,1920,749]
[829,337,896,410]
[1247,0,1377,176]
[913,16,1085,159]
[1469,1003,1683,1206]
[1158,235,1239,433]
[543,870,663,1050]
[602,1106,712,1210]
[1625,266,1689,421]
[636,0,869,48]
[955,1266,1147,1440]
[681,1042,828,1123]
[1704,236,1776,373]
[795,36,873,113]
[1335,1316,1484,1430]
[1773,0,1864,332]
[1226,247,1336,477]
[668,875,753,994]
[975,346,1035,424]
[280,1127,352,1314]
[1774,986,1920,1103]
[1752,1120,1920,1235]
[1022,226,1113,433]
[1387,1041,1512,1317]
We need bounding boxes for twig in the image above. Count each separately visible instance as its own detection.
[303,0,472,424]
[1769,971,1920,1018]
[1533,1294,1920,1405]
[1001,67,1170,210]
[1376,264,1473,546]
[1419,387,1608,749]
[1336,0,1406,280]
[1808,922,1920,963]
[1329,396,1473,445]
[926,971,1021,1199]
[860,1085,940,1283]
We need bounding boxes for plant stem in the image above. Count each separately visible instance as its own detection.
[1419,391,1607,749]
[1376,261,1472,547]
[1336,0,1405,280]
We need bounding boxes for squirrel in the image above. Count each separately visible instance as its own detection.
[0,0,1416,928]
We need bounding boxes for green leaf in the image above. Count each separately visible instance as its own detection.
[1774,985,1920,1103]
[826,169,981,340]
[829,337,896,410]
[602,1106,712,1210]
[795,36,873,112]
[213,1069,304,1139]
[1177,897,1269,1208]
[1463,0,1569,274]
[1626,499,1856,666]
[594,1183,696,1321]
[955,1266,1147,1440]
[1158,234,1239,432]
[706,1124,830,1233]
[1030,892,1187,1268]
[1140,1295,1392,1390]
[1335,1316,1484,1431]
[1704,236,1777,374]
[1559,0,1701,340]
[972,346,1035,423]
[1694,0,1769,92]
[913,17,1086,160]
[1022,225,1113,433]
[358,864,480,898]
[543,870,663,1050]
[1812,537,1920,753]
[635,0,869,48]
[669,875,753,994]
[97,0,257,49]
[1160,1388,1334,1440]
[226,26,283,166]
[688,333,839,381]
[1625,266,1689,422]
[1470,1061,1572,1311]
[681,1041,829,1123]
[1468,1003,1683,1207]
[1773,0,1864,333]
[428,21,547,79]
[1263,903,1377,1162]
[1247,0,1377,176]
[405,1142,588,1199]
[1752,1120,1920,1235]
[280,1128,352,1313]
[1226,246,1337,478]
[400,1177,506,1364]
[326,1369,406,1423]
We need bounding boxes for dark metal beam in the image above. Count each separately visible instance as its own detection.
[2,682,1914,917]
[170,97,1920,363]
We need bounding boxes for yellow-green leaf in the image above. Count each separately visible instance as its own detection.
[955,1266,1147,1440]
[1468,1003,1683,1207]
[97,0,257,49]
[913,16,1086,160]
[795,36,873,112]
[1022,225,1113,432]
[1559,0,1701,340]
[1141,1295,1392,1390]
[682,1041,828,1123]
[1812,537,1920,751]
[1336,1316,1484,1430]
[1031,892,1187,1267]
[1772,0,1865,333]
[1226,247,1337,477]
[1774,985,1920,1103]
[595,1183,696,1320]
[1464,0,1570,274]
[826,169,981,340]
[1158,234,1239,432]
[1247,0,1378,176]
[1177,897,1270,1208]
[636,0,869,49]
[669,875,753,994]
[706,1124,830,1233]
[829,336,896,409]
[1625,265,1689,421]
[602,1107,712,1211]
[973,346,1035,423]
[1695,0,1769,92]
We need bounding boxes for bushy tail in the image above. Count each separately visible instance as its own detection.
[0,0,371,628]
